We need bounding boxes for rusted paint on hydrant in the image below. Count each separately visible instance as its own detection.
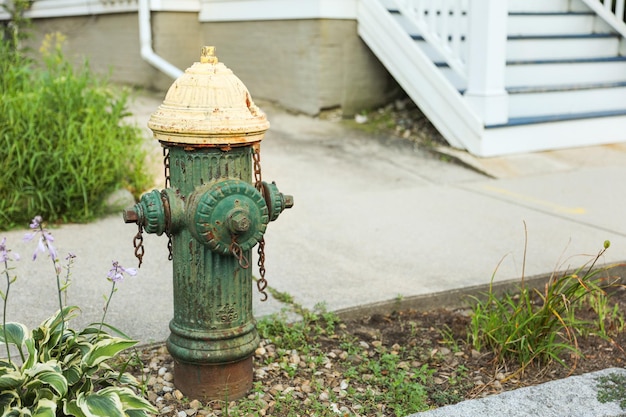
[123,46,293,401]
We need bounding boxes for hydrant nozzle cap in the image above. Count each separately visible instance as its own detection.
[148,45,270,146]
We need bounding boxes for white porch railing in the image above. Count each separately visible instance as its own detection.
[394,0,469,80]
[394,0,509,124]
[581,0,626,37]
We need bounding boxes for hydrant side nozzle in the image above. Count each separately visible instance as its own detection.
[124,190,169,235]
[261,181,294,221]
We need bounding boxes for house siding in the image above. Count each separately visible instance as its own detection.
[19,12,395,116]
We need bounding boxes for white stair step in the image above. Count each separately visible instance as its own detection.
[507,34,620,60]
[506,58,626,88]
[508,0,571,13]
[480,112,626,156]
[438,57,626,91]
[508,12,601,36]
[388,11,604,38]
[506,84,626,118]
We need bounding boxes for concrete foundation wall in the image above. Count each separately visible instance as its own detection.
[23,13,397,116]
[202,19,398,115]
[25,12,200,92]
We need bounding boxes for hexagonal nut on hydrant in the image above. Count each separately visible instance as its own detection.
[229,209,251,233]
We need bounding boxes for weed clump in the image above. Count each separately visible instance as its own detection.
[468,239,624,371]
[596,372,626,410]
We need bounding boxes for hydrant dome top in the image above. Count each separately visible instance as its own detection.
[148,46,270,146]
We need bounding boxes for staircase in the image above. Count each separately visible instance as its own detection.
[357,0,626,157]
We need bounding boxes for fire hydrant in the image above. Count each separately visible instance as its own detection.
[123,46,293,400]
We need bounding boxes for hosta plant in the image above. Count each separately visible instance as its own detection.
[0,217,157,417]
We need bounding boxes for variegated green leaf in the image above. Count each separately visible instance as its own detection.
[0,369,24,390]
[74,391,125,417]
[34,369,68,397]
[0,390,19,411]
[32,398,57,417]
[125,409,152,417]
[82,338,136,368]
[63,363,82,386]
[103,370,140,387]
[22,338,37,369]
[6,405,33,416]
[0,322,29,346]
[99,387,157,414]
[0,360,17,372]
[63,399,87,417]
[39,306,80,332]
[23,362,68,397]
[31,387,55,402]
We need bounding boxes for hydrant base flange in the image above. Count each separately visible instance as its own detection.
[173,356,253,401]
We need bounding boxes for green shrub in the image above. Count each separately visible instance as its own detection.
[0,31,150,229]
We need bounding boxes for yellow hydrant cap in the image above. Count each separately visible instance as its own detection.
[148,46,270,146]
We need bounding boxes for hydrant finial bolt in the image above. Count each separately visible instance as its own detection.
[201,46,218,64]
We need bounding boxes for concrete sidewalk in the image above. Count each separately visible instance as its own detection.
[2,89,626,344]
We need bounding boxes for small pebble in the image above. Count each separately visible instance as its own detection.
[189,399,202,409]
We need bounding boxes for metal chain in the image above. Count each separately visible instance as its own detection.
[163,147,171,189]
[253,145,263,192]
[163,147,173,260]
[253,145,269,301]
[230,236,250,269]
[133,224,145,268]
[256,238,268,301]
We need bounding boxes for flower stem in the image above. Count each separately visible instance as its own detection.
[39,224,65,331]
[2,260,11,362]
[100,281,116,334]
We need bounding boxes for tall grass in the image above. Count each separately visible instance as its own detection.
[0,32,150,228]
[468,239,623,371]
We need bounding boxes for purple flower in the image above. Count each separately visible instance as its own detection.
[0,237,19,263]
[29,215,42,229]
[24,216,57,261]
[107,261,137,283]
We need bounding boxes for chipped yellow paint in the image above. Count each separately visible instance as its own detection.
[148,46,270,146]
[483,185,586,215]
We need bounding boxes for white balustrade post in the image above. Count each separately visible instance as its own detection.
[464,0,508,125]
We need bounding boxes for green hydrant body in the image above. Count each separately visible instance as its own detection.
[123,47,292,400]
